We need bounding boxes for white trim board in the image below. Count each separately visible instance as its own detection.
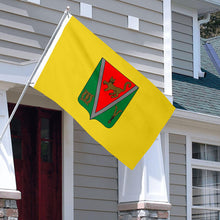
[164,0,173,96]
[193,12,201,79]
[62,111,74,220]
[173,109,220,125]
[161,131,170,200]
[0,61,36,85]
[186,135,192,220]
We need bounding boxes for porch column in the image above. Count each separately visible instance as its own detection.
[118,135,171,219]
[0,83,21,220]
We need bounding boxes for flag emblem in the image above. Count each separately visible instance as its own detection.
[78,58,139,128]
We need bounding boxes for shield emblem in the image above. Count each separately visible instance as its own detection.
[78,58,139,128]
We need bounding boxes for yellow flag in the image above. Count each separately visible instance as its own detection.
[31,14,175,169]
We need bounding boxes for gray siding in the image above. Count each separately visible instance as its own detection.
[169,134,187,220]
[0,0,164,90]
[172,12,193,77]
[1,1,164,219]
[74,121,118,220]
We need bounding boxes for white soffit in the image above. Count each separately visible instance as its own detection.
[172,0,220,15]
[0,60,36,85]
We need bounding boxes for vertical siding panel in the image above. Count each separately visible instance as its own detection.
[169,134,187,220]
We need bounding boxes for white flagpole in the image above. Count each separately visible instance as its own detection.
[0,7,70,143]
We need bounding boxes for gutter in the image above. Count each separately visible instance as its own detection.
[173,109,220,125]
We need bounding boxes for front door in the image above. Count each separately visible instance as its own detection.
[9,104,62,220]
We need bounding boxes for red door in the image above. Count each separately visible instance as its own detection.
[9,105,62,220]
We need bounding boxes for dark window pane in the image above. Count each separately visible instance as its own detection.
[192,142,220,162]
[41,118,50,139]
[207,145,220,162]
[193,168,205,187]
[41,141,52,162]
[11,118,21,136]
[192,143,205,160]
[12,138,22,160]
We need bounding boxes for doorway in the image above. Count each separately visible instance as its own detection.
[9,104,62,220]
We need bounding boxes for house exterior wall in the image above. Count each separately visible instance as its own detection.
[0,0,175,219]
[172,11,193,77]
[74,121,118,220]
[1,1,220,220]
[0,0,164,90]
[1,0,165,218]
[166,111,220,220]
[169,133,187,220]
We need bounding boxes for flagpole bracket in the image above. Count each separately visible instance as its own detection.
[66,6,70,17]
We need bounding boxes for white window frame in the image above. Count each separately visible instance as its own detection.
[188,137,220,220]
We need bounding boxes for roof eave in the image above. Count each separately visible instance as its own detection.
[172,0,220,15]
[173,109,220,125]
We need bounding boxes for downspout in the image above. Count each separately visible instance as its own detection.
[198,13,211,77]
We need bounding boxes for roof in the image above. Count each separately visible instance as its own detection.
[172,37,220,117]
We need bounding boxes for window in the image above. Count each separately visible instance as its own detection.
[191,142,220,219]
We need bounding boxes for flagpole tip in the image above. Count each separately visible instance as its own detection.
[65,6,70,17]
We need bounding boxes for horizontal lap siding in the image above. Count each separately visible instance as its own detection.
[1,0,164,90]
[169,134,187,220]
[74,121,118,220]
[172,12,193,77]
[0,0,59,63]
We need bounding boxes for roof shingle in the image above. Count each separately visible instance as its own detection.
[173,37,220,117]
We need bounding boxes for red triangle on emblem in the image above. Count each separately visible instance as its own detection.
[95,60,136,113]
